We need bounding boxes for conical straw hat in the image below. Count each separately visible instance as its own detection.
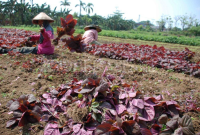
[32,12,54,24]
[84,24,102,32]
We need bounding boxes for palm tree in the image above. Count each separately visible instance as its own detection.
[49,6,57,26]
[84,3,93,15]
[20,0,25,4]
[60,0,71,24]
[60,0,70,8]
[30,0,33,7]
[75,0,86,25]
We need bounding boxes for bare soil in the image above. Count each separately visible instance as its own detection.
[0,36,200,135]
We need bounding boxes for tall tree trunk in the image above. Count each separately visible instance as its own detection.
[21,9,24,25]
[79,6,81,25]
[31,0,33,7]
[10,13,13,25]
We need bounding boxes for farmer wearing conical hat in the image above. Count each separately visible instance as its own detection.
[28,12,54,55]
[0,12,55,55]
[60,24,102,53]
[82,24,102,45]
[75,24,102,52]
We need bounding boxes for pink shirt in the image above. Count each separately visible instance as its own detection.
[30,29,54,55]
[82,29,98,45]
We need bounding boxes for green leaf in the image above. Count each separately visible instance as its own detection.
[96,113,102,123]
[48,75,53,80]
[78,93,83,99]
[92,113,102,123]
[92,108,99,113]
[161,124,167,131]
[111,85,119,91]
[89,107,92,112]
[92,113,97,120]
[92,98,96,102]
[92,102,99,108]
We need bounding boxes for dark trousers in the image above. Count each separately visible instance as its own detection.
[0,47,38,54]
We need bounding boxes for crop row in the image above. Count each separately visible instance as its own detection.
[0,28,37,48]
[85,43,200,77]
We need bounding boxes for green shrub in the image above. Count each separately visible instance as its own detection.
[172,27,182,31]
[189,26,200,36]
[137,25,144,31]
[145,26,153,32]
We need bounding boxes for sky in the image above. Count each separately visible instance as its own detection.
[2,0,200,25]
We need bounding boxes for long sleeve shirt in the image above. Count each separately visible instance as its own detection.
[81,29,98,45]
[30,29,54,55]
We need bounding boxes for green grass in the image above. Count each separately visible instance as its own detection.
[2,25,59,34]
[2,25,200,46]
[74,28,200,46]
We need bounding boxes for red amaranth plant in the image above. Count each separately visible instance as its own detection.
[53,14,77,45]
[85,44,200,77]
[6,94,42,128]
[38,74,196,135]
[0,28,37,49]
[61,34,85,53]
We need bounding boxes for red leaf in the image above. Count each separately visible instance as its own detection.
[60,17,66,27]
[140,128,153,135]
[18,112,28,127]
[88,78,96,86]
[65,14,73,24]
[121,120,140,134]
[122,83,130,87]
[151,124,161,135]
[18,104,28,112]
[109,126,120,134]
[57,89,67,98]
[95,123,112,135]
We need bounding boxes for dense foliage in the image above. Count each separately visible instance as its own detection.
[6,74,198,135]
[0,1,135,31]
[85,43,200,77]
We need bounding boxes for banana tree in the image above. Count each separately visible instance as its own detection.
[49,7,57,26]
[14,2,31,25]
[3,0,17,25]
[0,1,6,25]
[54,8,72,26]
[75,0,86,25]
[34,3,50,13]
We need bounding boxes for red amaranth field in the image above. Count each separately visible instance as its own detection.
[0,28,200,135]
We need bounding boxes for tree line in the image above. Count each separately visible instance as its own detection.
[0,0,200,35]
[156,15,199,31]
[0,0,136,30]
